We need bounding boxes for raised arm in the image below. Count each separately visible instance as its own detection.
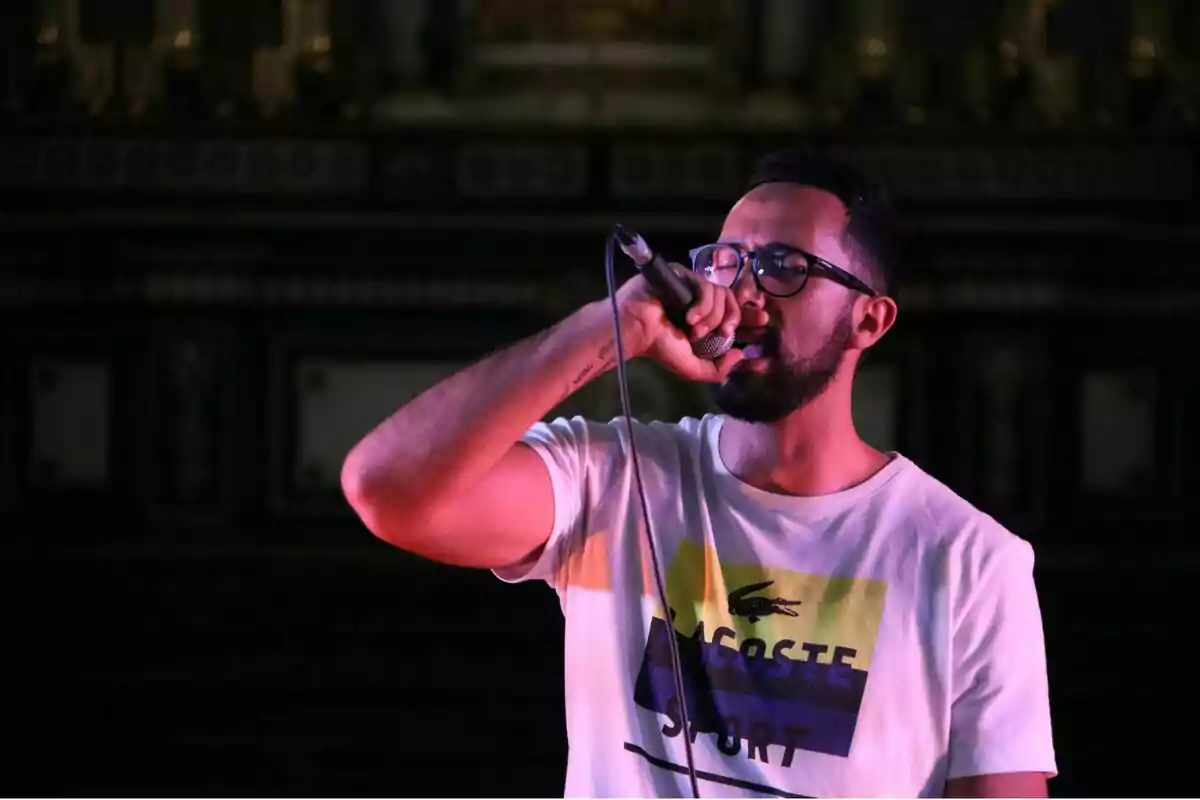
[340,270,743,570]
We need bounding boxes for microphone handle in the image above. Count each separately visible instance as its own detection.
[637,252,696,330]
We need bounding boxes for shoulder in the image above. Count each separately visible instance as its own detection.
[525,412,713,457]
[890,459,1036,593]
[521,413,715,488]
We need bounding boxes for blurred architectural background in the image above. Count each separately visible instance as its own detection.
[4,0,1199,127]
[4,0,1197,796]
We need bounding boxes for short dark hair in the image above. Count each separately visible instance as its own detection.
[744,149,898,296]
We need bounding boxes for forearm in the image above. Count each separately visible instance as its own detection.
[342,298,623,517]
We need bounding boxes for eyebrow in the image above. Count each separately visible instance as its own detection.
[715,239,801,251]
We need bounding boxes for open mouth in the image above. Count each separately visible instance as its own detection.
[734,329,775,360]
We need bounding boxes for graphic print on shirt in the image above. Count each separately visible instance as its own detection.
[632,539,887,767]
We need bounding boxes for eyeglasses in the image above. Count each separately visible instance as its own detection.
[688,242,878,298]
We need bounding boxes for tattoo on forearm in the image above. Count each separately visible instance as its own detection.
[564,340,617,397]
[571,363,596,388]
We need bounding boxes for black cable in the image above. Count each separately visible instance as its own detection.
[605,229,701,798]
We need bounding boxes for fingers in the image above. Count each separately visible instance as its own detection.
[717,287,741,341]
[681,266,718,335]
[687,282,739,344]
[713,346,746,379]
[632,263,749,383]
[688,343,745,383]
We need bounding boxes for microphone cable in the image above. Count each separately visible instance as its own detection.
[604,227,701,798]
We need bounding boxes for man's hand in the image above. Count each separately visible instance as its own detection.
[615,265,746,383]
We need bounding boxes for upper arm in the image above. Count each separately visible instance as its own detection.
[945,771,1048,797]
[415,442,558,569]
[346,440,557,570]
[947,539,1057,783]
[348,415,613,574]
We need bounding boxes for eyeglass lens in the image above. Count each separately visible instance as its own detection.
[693,244,809,296]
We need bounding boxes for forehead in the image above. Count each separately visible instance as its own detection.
[719,183,849,252]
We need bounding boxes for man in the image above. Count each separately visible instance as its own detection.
[341,150,1057,797]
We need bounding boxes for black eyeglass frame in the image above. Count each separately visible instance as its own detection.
[688,242,879,298]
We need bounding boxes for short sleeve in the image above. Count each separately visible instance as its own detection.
[948,538,1058,780]
[491,416,617,586]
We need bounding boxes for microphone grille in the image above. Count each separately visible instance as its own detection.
[693,333,733,360]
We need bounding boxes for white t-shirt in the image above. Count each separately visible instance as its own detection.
[496,413,1056,798]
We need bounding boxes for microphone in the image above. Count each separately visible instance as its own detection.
[613,224,734,359]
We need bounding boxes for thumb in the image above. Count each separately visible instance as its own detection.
[693,347,744,383]
[714,347,746,378]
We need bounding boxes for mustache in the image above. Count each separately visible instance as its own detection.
[733,326,780,356]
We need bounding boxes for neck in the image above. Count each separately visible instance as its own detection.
[719,373,890,497]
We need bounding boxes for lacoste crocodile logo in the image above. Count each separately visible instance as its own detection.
[727,580,802,624]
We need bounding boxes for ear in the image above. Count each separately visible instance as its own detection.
[850,294,898,350]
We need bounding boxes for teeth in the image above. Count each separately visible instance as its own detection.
[742,343,764,358]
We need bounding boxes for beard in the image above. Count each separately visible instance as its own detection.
[711,311,852,423]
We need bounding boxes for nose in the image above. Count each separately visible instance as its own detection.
[733,256,766,309]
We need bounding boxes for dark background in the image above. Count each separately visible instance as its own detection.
[5,1,1198,796]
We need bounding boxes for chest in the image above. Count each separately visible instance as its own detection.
[585,490,952,700]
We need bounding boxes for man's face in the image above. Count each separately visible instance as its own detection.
[709,183,863,423]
